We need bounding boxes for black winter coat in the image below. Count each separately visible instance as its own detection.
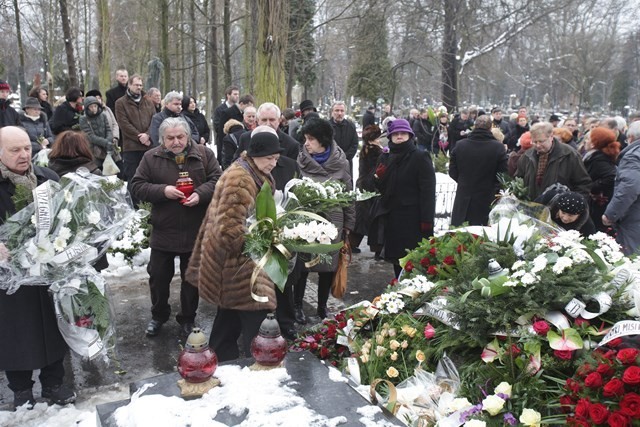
[50,101,81,135]
[449,128,508,226]
[505,123,529,151]
[19,111,54,156]
[184,109,211,143]
[373,140,436,260]
[0,99,21,128]
[353,142,383,236]
[0,166,68,371]
[448,115,473,152]
[221,125,246,169]
[362,110,376,129]
[330,119,359,161]
[149,108,200,147]
[583,150,617,232]
[106,83,128,112]
[412,118,437,152]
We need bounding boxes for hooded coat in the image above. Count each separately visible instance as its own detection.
[583,149,617,232]
[19,110,54,156]
[449,128,508,226]
[79,97,113,165]
[0,166,68,371]
[186,157,277,311]
[297,142,356,272]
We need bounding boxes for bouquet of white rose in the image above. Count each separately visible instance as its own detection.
[0,169,136,293]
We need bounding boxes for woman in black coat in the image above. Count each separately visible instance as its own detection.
[349,125,383,254]
[583,127,619,233]
[29,86,54,120]
[182,95,211,144]
[412,109,437,153]
[372,119,436,278]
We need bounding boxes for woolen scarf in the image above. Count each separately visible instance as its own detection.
[311,146,331,165]
[379,139,416,206]
[238,153,276,194]
[536,152,550,186]
[0,162,37,190]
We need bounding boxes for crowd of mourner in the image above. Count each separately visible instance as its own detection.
[0,70,639,411]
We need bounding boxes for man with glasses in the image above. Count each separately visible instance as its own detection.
[515,121,591,200]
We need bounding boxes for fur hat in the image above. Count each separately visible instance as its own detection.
[0,80,10,91]
[223,119,244,135]
[362,124,382,142]
[299,99,316,113]
[387,119,414,138]
[557,192,586,215]
[519,131,532,149]
[248,131,283,157]
[22,97,42,111]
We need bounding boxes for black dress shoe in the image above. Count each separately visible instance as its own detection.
[294,305,307,325]
[282,328,297,341]
[317,306,330,319]
[41,384,76,405]
[146,319,164,337]
[13,389,35,410]
[352,247,361,253]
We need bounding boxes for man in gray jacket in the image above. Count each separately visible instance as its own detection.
[603,121,640,255]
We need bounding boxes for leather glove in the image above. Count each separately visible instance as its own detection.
[375,164,387,179]
[420,222,433,236]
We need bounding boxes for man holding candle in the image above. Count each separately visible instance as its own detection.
[130,117,222,337]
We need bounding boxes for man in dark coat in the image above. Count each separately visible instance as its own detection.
[213,85,239,161]
[218,94,254,135]
[362,105,376,128]
[330,101,359,182]
[449,115,508,226]
[0,127,76,409]
[233,103,300,161]
[0,80,21,128]
[105,69,129,112]
[448,108,473,152]
[148,91,199,147]
[130,118,222,337]
[490,107,510,140]
[49,87,84,136]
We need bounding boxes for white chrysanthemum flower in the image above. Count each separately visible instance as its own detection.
[53,236,67,253]
[552,256,573,274]
[511,260,526,271]
[87,210,101,225]
[503,280,518,287]
[58,227,72,241]
[511,269,526,278]
[531,254,548,273]
[569,248,592,264]
[31,215,37,225]
[521,272,538,285]
[58,209,72,224]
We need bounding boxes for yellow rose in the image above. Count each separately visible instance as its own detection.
[415,350,426,363]
[375,345,387,357]
[388,328,397,337]
[401,325,417,337]
[389,340,400,350]
[519,408,541,426]
[481,394,505,416]
[380,328,389,338]
[401,340,409,349]
[386,366,399,378]
[390,351,398,361]
[360,353,369,363]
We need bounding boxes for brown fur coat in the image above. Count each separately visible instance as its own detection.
[186,160,276,311]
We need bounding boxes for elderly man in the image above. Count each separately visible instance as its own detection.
[149,91,199,147]
[233,102,300,161]
[114,74,156,183]
[515,122,592,200]
[130,118,221,337]
[243,105,257,131]
[448,108,473,152]
[0,127,76,409]
[449,115,508,226]
[330,101,359,178]
[106,69,129,112]
[145,88,162,113]
[603,121,640,255]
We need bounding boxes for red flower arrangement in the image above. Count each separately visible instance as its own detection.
[560,344,640,426]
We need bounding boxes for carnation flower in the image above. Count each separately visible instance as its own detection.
[58,226,72,241]
[520,272,538,285]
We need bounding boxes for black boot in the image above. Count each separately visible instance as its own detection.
[13,389,35,410]
[294,305,307,324]
[317,306,330,319]
[42,383,76,405]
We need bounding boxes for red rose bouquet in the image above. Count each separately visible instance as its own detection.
[560,343,640,426]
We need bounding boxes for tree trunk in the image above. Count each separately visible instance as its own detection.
[255,0,290,107]
[208,0,219,106]
[223,0,232,87]
[441,0,458,111]
[59,0,79,88]
[160,0,170,92]
[13,0,27,102]
[96,0,110,96]
[244,0,258,94]
[190,0,197,95]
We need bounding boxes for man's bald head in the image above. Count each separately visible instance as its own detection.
[0,126,32,174]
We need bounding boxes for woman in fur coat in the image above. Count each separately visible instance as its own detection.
[186,127,283,362]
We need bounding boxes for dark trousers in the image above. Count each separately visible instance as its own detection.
[209,308,269,362]
[5,358,65,392]
[122,150,146,207]
[275,257,301,332]
[147,249,199,325]
[294,271,334,311]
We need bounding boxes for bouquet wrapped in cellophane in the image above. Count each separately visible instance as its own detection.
[50,267,116,361]
[0,168,136,294]
[283,176,377,215]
